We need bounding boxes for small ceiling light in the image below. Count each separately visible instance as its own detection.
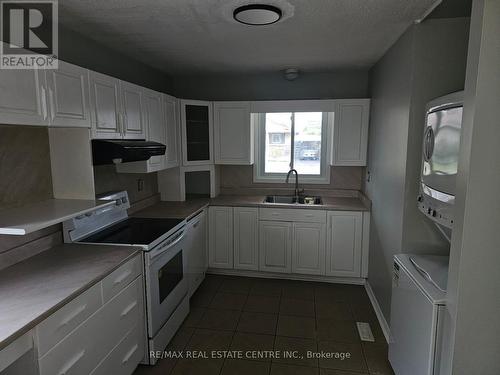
[233,4,282,25]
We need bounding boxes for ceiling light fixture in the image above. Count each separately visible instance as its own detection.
[233,4,282,25]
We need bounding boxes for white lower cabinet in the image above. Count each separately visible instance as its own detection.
[208,206,233,269]
[259,221,292,273]
[36,255,144,375]
[292,222,326,275]
[326,211,363,277]
[207,206,368,280]
[233,207,259,271]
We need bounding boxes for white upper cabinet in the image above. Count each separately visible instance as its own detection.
[143,89,166,170]
[89,71,121,139]
[180,99,213,166]
[213,101,253,165]
[326,211,363,277]
[119,81,146,139]
[45,61,91,128]
[0,67,47,126]
[292,222,326,276]
[331,99,370,166]
[164,94,180,169]
[233,207,259,271]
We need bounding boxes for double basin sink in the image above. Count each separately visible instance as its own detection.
[263,195,323,205]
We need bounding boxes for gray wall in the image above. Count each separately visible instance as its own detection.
[364,28,414,320]
[172,70,369,101]
[364,18,469,321]
[93,165,158,204]
[59,26,173,93]
[0,125,53,210]
[445,0,500,373]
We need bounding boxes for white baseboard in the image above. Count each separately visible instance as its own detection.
[207,268,366,285]
[364,281,392,344]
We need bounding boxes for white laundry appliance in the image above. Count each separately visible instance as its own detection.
[389,254,449,375]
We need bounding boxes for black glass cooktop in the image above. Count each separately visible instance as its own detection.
[82,217,184,245]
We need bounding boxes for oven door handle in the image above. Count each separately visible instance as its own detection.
[149,230,186,261]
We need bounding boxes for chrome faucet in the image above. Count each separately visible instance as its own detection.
[286,169,303,200]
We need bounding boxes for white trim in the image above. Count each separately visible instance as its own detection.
[207,268,366,285]
[365,281,392,344]
[251,99,336,113]
[414,0,442,23]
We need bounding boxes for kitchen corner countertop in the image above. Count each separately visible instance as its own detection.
[0,244,141,350]
[132,194,370,221]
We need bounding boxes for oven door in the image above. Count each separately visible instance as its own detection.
[145,228,188,337]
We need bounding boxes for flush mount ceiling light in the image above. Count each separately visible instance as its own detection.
[233,4,282,25]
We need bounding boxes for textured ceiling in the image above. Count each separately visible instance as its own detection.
[59,0,438,75]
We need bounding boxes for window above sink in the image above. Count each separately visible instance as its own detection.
[253,111,332,184]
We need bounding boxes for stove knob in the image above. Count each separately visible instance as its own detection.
[121,197,128,204]
[417,195,423,202]
[115,199,122,206]
[432,210,437,217]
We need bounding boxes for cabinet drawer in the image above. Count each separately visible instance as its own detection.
[38,277,143,375]
[36,283,102,357]
[90,325,144,375]
[259,208,326,223]
[102,255,142,302]
[102,276,144,344]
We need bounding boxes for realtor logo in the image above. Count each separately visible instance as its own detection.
[1,0,58,69]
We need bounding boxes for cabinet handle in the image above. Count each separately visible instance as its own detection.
[48,86,55,121]
[122,344,139,364]
[120,301,138,318]
[58,349,85,375]
[113,269,132,285]
[40,86,48,121]
[58,304,87,329]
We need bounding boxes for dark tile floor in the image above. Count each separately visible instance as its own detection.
[134,275,394,375]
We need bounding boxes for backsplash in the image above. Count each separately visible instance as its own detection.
[219,165,364,196]
[93,165,159,203]
[0,125,53,210]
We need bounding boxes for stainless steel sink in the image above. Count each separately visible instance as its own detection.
[263,195,323,205]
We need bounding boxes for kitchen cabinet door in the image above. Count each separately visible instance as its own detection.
[331,99,370,166]
[89,71,121,139]
[46,61,91,128]
[234,207,259,271]
[213,101,253,165]
[0,58,47,126]
[164,94,180,169]
[208,206,233,269]
[259,221,292,273]
[326,211,363,277]
[292,222,326,275]
[187,209,207,296]
[180,99,213,166]
[143,89,166,170]
[120,81,146,139]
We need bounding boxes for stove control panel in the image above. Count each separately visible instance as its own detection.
[97,191,130,210]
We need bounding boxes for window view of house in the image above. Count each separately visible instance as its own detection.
[264,112,323,175]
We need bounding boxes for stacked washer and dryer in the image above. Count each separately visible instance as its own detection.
[389,91,464,375]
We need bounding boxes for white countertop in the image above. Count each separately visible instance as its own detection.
[0,198,115,235]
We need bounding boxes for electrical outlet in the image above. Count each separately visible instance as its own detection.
[137,179,144,192]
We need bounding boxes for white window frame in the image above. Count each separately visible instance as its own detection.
[253,112,332,184]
